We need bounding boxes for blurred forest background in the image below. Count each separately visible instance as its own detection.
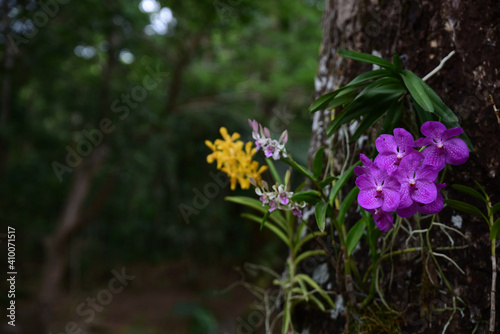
[0,0,325,333]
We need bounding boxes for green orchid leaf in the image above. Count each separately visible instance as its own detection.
[337,186,360,226]
[315,201,328,232]
[313,147,325,179]
[491,217,500,240]
[445,199,488,223]
[346,218,366,255]
[292,190,322,205]
[401,70,434,113]
[451,184,487,203]
[329,163,359,206]
[309,92,336,113]
[338,49,395,70]
[319,175,338,188]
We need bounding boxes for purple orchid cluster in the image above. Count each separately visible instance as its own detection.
[250,178,306,217]
[355,121,469,231]
[249,119,288,160]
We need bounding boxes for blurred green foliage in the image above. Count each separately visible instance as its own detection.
[0,0,323,274]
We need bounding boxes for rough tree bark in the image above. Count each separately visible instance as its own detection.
[299,0,500,332]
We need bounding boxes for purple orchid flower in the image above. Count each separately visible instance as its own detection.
[414,121,469,170]
[355,162,401,212]
[367,208,394,231]
[354,154,375,176]
[394,153,439,209]
[375,128,420,173]
[249,119,288,160]
[397,183,446,218]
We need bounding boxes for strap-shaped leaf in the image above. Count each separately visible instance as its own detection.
[313,147,325,179]
[308,295,327,311]
[226,196,287,227]
[363,210,381,260]
[337,186,360,226]
[328,163,359,206]
[326,90,404,137]
[260,210,272,230]
[265,158,282,184]
[338,49,395,70]
[451,184,486,203]
[414,102,434,124]
[473,180,489,200]
[241,213,290,246]
[281,158,313,180]
[419,79,458,124]
[491,202,500,216]
[295,250,326,267]
[350,77,404,101]
[309,92,336,113]
[445,199,488,223]
[393,53,402,72]
[293,231,327,255]
[379,98,404,134]
[491,217,500,240]
[401,70,434,113]
[328,91,358,109]
[292,190,322,205]
[315,201,329,232]
[350,95,404,143]
[295,274,336,309]
[347,69,393,86]
[313,81,373,113]
[346,218,366,255]
[319,175,338,188]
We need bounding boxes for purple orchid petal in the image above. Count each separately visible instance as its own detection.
[397,202,418,218]
[422,145,446,170]
[358,189,384,209]
[279,130,288,144]
[414,137,433,147]
[418,192,444,215]
[292,207,302,217]
[249,119,259,132]
[443,137,469,165]
[372,210,394,231]
[398,152,424,171]
[384,176,401,190]
[415,164,440,183]
[375,154,400,173]
[264,146,275,158]
[411,180,437,204]
[354,166,367,176]
[376,134,397,154]
[398,183,413,208]
[360,154,373,168]
[421,121,447,138]
[355,174,375,190]
[381,188,400,212]
[394,128,415,148]
[442,127,463,141]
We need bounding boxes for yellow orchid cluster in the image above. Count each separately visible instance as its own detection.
[205,127,268,190]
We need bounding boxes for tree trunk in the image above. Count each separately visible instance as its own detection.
[300,0,500,332]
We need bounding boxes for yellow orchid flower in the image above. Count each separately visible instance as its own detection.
[206,127,268,190]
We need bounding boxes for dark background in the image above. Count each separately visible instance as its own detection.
[0,0,324,333]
